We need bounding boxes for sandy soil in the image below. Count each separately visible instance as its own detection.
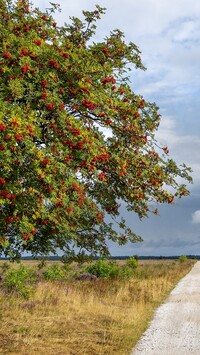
[132,261,200,355]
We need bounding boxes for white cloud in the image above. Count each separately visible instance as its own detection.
[192,210,200,224]
[155,115,200,187]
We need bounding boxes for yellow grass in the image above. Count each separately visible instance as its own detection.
[0,259,195,354]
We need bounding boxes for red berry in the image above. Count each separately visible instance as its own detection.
[33,39,42,46]
[46,103,54,111]
[0,178,5,185]
[20,47,29,56]
[21,64,29,74]
[15,133,22,142]
[41,91,48,99]
[0,122,6,132]
[3,51,11,59]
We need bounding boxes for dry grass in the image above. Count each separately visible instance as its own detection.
[0,259,195,355]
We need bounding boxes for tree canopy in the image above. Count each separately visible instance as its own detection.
[0,0,192,260]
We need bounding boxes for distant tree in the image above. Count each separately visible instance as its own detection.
[0,0,192,260]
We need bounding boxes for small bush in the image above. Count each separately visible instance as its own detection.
[85,259,121,278]
[43,263,66,281]
[85,259,135,279]
[126,256,138,269]
[2,264,36,299]
[178,255,188,263]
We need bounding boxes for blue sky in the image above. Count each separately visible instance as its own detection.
[33,0,200,256]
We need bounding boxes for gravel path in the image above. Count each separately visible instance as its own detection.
[131,261,200,355]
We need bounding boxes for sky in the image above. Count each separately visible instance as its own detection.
[33,0,200,257]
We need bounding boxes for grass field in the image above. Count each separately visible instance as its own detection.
[0,258,195,354]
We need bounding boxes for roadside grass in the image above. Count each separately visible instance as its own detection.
[0,258,195,355]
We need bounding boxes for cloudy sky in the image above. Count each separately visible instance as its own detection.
[33,0,200,257]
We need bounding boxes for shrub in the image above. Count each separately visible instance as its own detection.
[126,256,138,269]
[84,259,136,279]
[85,259,121,278]
[2,264,36,299]
[178,255,188,263]
[43,263,66,281]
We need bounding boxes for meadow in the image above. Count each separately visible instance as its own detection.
[0,257,195,354]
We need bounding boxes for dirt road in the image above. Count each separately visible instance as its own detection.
[132,261,200,355]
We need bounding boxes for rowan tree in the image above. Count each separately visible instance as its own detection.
[0,0,192,260]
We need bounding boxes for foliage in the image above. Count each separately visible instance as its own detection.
[43,263,66,280]
[85,259,134,278]
[85,259,117,278]
[126,256,138,269]
[2,264,36,298]
[178,255,188,263]
[0,0,192,260]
